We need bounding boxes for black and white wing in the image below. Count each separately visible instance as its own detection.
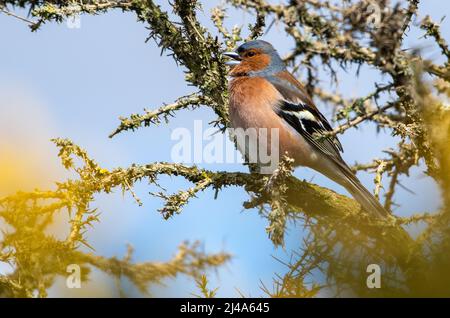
[266,73,343,160]
[275,100,343,160]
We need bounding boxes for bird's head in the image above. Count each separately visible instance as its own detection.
[224,40,285,77]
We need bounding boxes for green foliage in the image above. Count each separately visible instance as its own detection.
[0,138,230,297]
[192,274,218,298]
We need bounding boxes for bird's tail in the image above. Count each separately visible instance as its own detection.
[323,158,390,218]
[345,174,390,219]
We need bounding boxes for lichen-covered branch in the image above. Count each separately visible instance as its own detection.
[109,93,209,138]
[1,0,450,297]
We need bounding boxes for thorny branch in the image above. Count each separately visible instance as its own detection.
[1,0,450,297]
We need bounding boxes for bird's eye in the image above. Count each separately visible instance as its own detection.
[246,51,256,57]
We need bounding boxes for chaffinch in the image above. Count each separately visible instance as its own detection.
[224,40,389,218]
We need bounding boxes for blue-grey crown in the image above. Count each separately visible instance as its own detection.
[236,40,286,76]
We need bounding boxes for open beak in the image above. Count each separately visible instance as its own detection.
[223,51,241,66]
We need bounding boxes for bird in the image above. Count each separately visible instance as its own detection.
[223,40,389,218]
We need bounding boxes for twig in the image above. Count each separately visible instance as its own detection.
[0,8,37,27]
[325,104,394,137]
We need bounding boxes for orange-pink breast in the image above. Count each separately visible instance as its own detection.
[229,77,281,129]
[228,76,315,166]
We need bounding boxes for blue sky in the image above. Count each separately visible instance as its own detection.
[0,0,448,297]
